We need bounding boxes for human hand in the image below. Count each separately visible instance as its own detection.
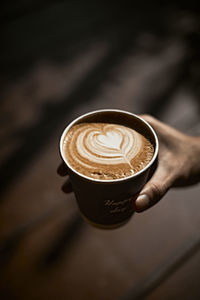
[134,115,200,212]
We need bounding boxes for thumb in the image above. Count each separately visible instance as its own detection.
[133,166,175,213]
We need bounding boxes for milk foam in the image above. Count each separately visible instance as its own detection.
[63,123,154,180]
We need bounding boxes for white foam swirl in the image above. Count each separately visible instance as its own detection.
[65,123,143,173]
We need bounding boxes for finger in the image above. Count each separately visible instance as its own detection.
[139,114,168,137]
[57,162,68,176]
[139,114,183,140]
[133,165,175,213]
[61,178,73,193]
[139,114,164,129]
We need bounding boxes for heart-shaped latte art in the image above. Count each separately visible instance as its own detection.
[65,122,142,166]
[63,122,154,180]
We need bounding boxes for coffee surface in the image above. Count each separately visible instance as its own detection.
[63,123,154,180]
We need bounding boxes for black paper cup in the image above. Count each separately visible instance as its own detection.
[60,109,159,229]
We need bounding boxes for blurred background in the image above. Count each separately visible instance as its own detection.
[0,1,200,299]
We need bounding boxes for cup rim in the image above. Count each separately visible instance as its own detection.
[60,109,159,183]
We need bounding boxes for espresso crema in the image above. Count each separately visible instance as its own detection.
[63,123,154,180]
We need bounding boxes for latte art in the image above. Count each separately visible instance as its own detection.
[63,123,154,180]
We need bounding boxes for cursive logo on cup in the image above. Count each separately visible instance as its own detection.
[104,198,132,214]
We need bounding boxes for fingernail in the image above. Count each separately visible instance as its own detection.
[135,194,150,212]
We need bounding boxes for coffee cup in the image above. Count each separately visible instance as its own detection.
[60,109,158,229]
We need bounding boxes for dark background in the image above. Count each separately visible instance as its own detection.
[0,1,200,299]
